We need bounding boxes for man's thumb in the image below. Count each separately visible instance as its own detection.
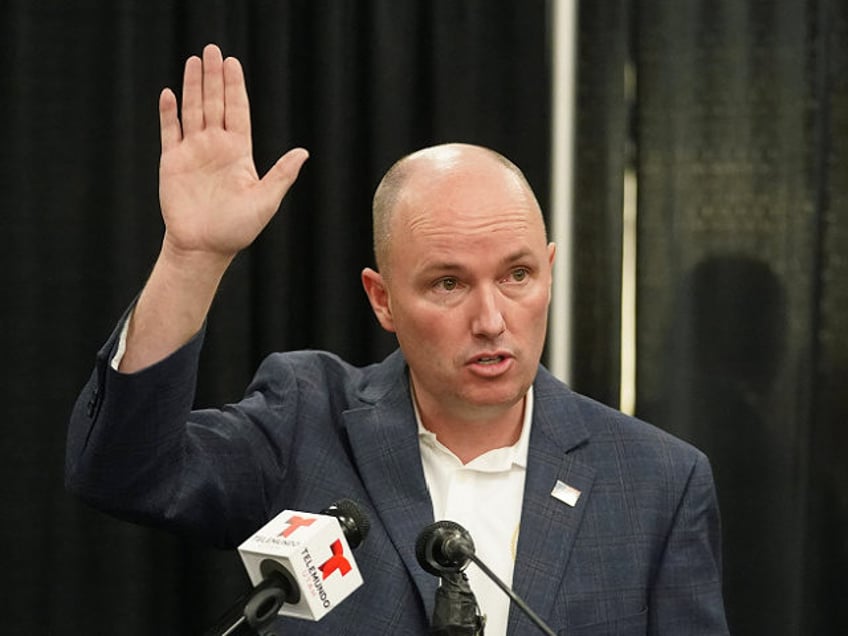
[261,147,310,208]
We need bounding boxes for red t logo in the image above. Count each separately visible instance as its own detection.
[280,515,316,538]
[319,539,352,579]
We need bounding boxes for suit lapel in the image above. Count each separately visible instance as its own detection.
[343,352,438,619]
[509,369,595,632]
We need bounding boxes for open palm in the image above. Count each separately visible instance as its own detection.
[158,44,307,258]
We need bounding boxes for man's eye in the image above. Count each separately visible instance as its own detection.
[511,268,529,282]
[436,278,458,291]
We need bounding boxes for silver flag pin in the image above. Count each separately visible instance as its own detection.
[551,480,581,507]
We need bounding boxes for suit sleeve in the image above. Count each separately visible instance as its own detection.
[64,315,296,548]
[648,452,730,635]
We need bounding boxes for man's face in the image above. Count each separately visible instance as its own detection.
[364,151,555,422]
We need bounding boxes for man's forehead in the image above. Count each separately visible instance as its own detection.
[398,206,548,280]
[404,204,537,235]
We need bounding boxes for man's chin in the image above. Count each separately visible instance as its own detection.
[459,385,528,417]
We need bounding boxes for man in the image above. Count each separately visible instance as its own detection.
[66,44,729,634]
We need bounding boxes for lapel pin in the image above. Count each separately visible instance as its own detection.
[551,480,581,507]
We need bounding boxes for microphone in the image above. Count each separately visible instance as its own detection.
[416,520,556,636]
[206,499,370,635]
[415,520,475,576]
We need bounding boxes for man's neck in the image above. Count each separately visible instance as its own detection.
[412,385,527,464]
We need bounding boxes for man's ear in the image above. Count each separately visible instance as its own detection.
[361,267,396,333]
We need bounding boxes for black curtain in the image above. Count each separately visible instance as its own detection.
[0,2,549,633]
[574,1,848,635]
[570,0,629,407]
[4,1,847,635]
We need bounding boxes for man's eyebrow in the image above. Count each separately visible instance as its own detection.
[417,261,467,276]
[501,248,534,265]
[416,249,538,277]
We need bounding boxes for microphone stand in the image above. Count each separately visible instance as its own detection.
[430,571,485,636]
[466,554,555,636]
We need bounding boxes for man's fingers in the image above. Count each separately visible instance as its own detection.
[223,56,251,137]
[202,44,225,129]
[178,46,249,141]
[181,56,203,135]
[159,88,181,151]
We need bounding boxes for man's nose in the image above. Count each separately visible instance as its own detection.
[471,285,506,337]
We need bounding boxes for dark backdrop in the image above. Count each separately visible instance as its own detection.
[573,2,848,635]
[2,1,846,635]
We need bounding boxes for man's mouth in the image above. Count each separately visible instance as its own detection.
[466,352,514,377]
[476,356,504,365]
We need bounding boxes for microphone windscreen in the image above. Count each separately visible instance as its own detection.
[415,520,474,576]
[322,499,370,549]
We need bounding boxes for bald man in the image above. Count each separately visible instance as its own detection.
[67,45,728,635]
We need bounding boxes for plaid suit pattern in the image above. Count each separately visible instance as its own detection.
[67,320,728,635]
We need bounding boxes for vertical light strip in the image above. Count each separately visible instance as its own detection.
[619,61,638,415]
[549,0,579,383]
[620,167,638,415]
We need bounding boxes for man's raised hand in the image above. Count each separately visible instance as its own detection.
[118,45,307,373]
[157,44,308,262]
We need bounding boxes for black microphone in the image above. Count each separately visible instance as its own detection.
[416,520,556,636]
[322,499,370,549]
[416,520,475,575]
[205,499,370,636]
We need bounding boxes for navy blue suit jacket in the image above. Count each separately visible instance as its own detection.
[66,324,728,635]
